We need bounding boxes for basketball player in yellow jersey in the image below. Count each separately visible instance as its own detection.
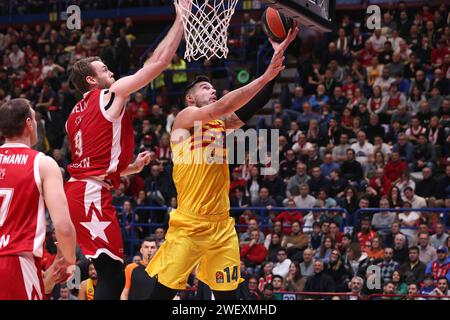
[146,27,298,300]
[78,262,97,300]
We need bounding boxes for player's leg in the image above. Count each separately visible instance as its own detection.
[92,253,124,300]
[65,179,125,299]
[145,211,204,299]
[0,255,44,300]
[212,289,238,300]
[148,281,178,300]
[196,217,242,300]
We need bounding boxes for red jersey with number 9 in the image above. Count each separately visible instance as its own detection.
[0,144,46,258]
[66,89,135,186]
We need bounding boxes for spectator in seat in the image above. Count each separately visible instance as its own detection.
[281,220,308,261]
[271,275,284,294]
[346,276,366,300]
[366,236,384,263]
[320,152,340,179]
[314,236,335,264]
[430,222,449,250]
[279,149,299,181]
[344,242,369,279]
[293,184,316,209]
[403,187,426,209]
[391,270,408,298]
[307,166,330,198]
[398,201,421,242]
[328,169,348,200]
[392,133,414,164]
[415,167,437,206]
[258,261,274,293]
[240,230,268,276]
[372,198,396,237]
[239,218,265,245]
[384,151,407,184]
[340,148,364,188]
[357,217,377,253]
[324,249,350,292]
[368,168,392,198]
[303,260,336,299]
[284,261,306,293]
[399,246,427,285]
[274,199,304,235]
[377,247,400,283]
[411,134,436,172]
[266,232,283,264]
[429,277,450,300]
[420,273,436,295]
[273,249,292,279]
[285,163,310,198]
[388,186,404,209]
[332,133,351,164]
[260,169,286,206]
[300,248,315,278]
[418,231,438,265]
[252,187,277,208]
[425,246,450,282]
[393,234,409,265]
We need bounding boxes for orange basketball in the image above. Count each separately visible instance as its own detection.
[261,7,294,42]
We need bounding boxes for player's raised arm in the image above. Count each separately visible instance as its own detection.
[40,155,76,266]
[173,28,298,131]
[108,0,190,101]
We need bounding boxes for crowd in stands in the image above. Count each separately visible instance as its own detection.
[1,1,450,299]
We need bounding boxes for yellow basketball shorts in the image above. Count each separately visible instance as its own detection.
[146,209,243,291]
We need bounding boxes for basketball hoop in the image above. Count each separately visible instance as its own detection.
[180,0,239,61]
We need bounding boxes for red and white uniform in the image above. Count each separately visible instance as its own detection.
[65,88,134,262]
[0,144,46,300]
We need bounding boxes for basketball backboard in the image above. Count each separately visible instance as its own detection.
[261,0,335,33]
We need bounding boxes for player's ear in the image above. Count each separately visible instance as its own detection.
[185,92,195,106]
[85,75,97,86]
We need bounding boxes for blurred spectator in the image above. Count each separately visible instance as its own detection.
[240,230,268,276]
[418,232,438,265]
[425,246,450,282]
[272,248,292,279]
[303,260,335,299]
[399,246,427,284]
[377,247,400,283]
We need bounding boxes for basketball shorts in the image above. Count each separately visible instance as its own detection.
[0,254,44,300]
[146,209,243,291]
[65,178,124,262]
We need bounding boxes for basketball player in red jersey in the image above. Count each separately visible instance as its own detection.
[64,0,192,300]
[0,99,76,300]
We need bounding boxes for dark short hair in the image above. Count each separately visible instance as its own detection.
[409,246,419,253]
[182,75,211,104]
[69,56,102,93]
[142,236,157,245]
[272,275,283,282]
[0,98,32,138]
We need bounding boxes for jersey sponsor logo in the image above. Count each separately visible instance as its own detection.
[215,271,224,283]
[0,154,29,165]
[69,157,90,169]
[0,234,11,249]
[0,169,5,180]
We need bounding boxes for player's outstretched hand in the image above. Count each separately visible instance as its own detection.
[263,26,299,82]
[174,0,192,19]
[133,151,152,173]
[268,24,299,53]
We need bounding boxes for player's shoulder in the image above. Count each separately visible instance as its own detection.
[125,262,138,272]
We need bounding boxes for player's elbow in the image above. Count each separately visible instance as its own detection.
[54,220,76,240]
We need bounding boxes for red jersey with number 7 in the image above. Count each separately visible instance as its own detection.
[66,89,135,186]
[0,144,46,258]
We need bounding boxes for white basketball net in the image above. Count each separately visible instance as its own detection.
[180,0,238,61]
